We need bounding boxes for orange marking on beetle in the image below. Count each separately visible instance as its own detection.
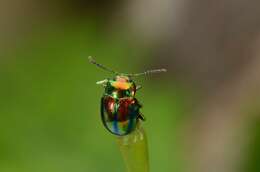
[112,81,131,90]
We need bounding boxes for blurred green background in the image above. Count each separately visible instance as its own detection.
[0,1,260,172]
[0,21,185,172]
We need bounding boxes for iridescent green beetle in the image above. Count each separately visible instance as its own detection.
[89,57,166,136]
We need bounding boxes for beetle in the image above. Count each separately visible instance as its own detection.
[89,56,166,136]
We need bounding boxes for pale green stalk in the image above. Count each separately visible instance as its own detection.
[117,123,149,172]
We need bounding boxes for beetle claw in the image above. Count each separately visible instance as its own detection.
[136,85,142,90]
[138,113,146,121]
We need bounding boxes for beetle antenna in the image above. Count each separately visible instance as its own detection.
[88,56,119,75]
[125,68,167,77]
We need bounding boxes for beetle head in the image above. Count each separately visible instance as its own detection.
[111,75,136,97]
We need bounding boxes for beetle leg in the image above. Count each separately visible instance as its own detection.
[96,79,108,87]
[135,99,143,108]
[138,113,146,121]
[136,85,142,90]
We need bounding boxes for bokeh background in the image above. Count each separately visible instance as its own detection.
[0,0,260,172]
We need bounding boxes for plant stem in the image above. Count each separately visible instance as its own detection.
[117,123,149,172]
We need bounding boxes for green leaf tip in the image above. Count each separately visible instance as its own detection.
[117,123,149,172]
